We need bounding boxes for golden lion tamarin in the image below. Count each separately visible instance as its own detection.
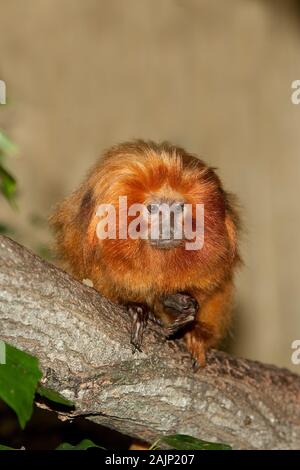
[50,140,240,366]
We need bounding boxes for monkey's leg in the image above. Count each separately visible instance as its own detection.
[127,303,149,352]
[161,292,199,336]
[185,281,234,368]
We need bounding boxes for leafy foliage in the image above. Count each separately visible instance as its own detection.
[37,385,74,407]
[0,342,73,431]
[0,164,16,204]
[0,130,18,206]
[0,131,18,156]
[56,439,105,450]
[0,223,14,235]
[151,434,232,450]
[0,344,42,429]
[0,444,18,450]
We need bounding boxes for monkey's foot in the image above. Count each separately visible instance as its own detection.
[127,303,149,353]
[161,292,198,336]
[184,322,215,370]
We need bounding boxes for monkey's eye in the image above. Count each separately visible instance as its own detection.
[147,203,159,214]
[174,202,185,213]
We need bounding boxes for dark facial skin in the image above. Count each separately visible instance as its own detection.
[146,198,185,249]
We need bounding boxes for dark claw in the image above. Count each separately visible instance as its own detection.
[127,303,149,352]
[148,310,162,326]
[192,357,201,372]
[161,292,199,336]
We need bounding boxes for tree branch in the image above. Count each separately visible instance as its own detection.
[0,235,299,449]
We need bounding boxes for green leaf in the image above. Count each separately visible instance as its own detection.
[0,131,18,206]
[0,131,18,155]
[0,164,17,204]
[37,385,74,407]
[0,343,42,429]
[56,439,105,450]
[153,434,232,450]
[0,444,18,450]
[0,223,14,235]
[35,244,54,261]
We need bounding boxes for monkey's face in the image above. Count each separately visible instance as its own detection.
[89,147,232,276]
[145,197,185,250]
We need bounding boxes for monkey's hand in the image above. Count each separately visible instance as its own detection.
[127,303,149,353]
[161,292,198,336]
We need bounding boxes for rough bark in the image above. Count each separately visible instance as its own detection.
[0,235,299,449]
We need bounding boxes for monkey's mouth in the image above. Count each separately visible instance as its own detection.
[148,238,182,249]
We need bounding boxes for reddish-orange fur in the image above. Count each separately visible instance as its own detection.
[50,140,241,365]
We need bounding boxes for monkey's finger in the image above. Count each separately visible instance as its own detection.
[162,292,198,316]
[165,313,196,336]
[127,304,149,352]
[131,315,144,352]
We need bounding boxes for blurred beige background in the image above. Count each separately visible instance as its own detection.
[1,0,300,371]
